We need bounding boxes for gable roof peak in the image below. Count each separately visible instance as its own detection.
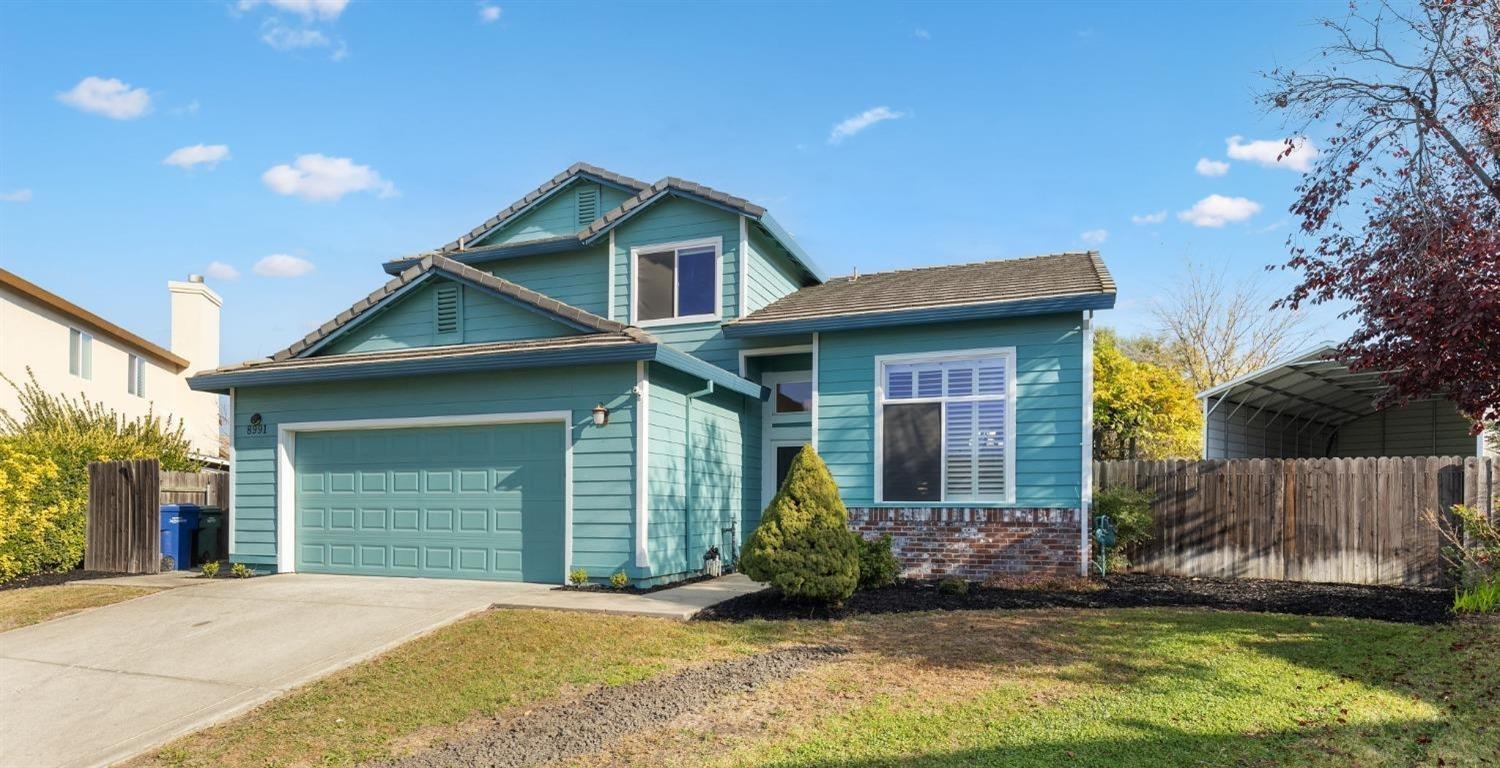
[439,162,650,254]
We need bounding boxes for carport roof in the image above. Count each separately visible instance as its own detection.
[1197,343,1415,427]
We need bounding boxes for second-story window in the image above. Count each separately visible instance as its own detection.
[634,238,720,324]
[69,328,93,380]
[127,355,146,397]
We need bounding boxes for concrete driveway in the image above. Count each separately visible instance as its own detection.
[0,574,553,768]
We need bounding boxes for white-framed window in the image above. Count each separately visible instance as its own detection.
[69,328,93,380]
[630,237,721,326]
[876,348,1016,504]
[127,354,146,397]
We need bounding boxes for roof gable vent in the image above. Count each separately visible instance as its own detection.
[434,284,462,336]
[576,185,599,227]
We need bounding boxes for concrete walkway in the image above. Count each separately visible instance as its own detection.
[0,572,761,768]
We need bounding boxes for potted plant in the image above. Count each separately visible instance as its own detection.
[703,546,723,577]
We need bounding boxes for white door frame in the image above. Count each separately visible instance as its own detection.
[276,411,574,584]
[759,371,813,511]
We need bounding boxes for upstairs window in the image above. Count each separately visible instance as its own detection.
[633,238,720,325]
[127,355,146,397]
[69,328,93,380]
[878,349,1014,504]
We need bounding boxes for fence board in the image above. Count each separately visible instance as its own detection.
[1097,456,1495,587]
[85,462,229,574]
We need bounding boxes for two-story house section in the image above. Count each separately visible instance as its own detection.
[189,163,1116,587]
[1,268,224,462]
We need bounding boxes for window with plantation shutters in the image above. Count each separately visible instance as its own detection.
[878,350,1014,504]
[434,285,462,337]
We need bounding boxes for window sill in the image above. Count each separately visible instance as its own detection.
[636,313,721,329]
[869,499,1019,508]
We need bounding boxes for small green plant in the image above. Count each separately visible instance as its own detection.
[609,570,629,589]
[568,567,589,586]
[200,560,220,578]
[1092,485,1155,574]
[1454,577,1499,614]
[1429,504,1499,592]
[230,562,252,579]
[740,445,859,603]
[854,533,900,590]
[937,576,969,596]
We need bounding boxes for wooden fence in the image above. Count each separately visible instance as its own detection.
[85,460,229,574]
[1095,457,1496,587]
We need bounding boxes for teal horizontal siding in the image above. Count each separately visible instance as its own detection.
[646,364,749,581]
[744,226,803,313]
[474,181,630,247]
[480,245,610,318]
[817,313,1086,508]
[612,195,741,327]
[230,364,641,576]
[323,280,579,355]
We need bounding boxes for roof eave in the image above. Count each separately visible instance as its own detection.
[0,268,191,371]
[187,342,657,394]
[385,237,581,275]
[1195,342,1342,400]
[755,214,827,283]
[723,292,1118,337]
[652,345,767,400]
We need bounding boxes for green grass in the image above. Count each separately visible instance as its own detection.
[1454,578,1499,614]
[0,584,157,632]
[127,607,1499,768]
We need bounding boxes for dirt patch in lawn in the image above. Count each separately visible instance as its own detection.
[0,584,157,631]
[0,569,128,592]
[371,645,846,768]
[696,573,1453,625]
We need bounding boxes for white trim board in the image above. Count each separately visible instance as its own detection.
[737,344,814,377]
[760,370,814,511]
[627,236,724,328]
[1080,311,1095,575]
[227,388,237,556]
[737,215,748,319]
[274,411,575,585]
[633,361,651,568]
[872,346,1018,506]
[606,231,617,322]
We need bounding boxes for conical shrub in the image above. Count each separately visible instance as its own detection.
[740,444,858,602]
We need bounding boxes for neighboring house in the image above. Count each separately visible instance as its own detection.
[0,268,224,463]
[188,164,1116,586]
[1200,344,1492,460]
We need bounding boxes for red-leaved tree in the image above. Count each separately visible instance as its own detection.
[1262,0,1499,430]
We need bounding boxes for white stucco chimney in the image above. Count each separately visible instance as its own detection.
[168,275,223,458]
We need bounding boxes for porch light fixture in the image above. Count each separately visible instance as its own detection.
[591,403,609,427]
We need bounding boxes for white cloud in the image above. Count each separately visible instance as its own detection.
[1177,194,1262,228]
[237,0,347,20]
[828,106,905,145]
[1080,229,1109,245]
[163,144,230,170]
[479,3,501,23]
[171,100,201,116]
[913,28,930,40]
[262,154,397,201]
[253,254,315,278]
[262,19,330,50]
[205,261,241,280]
[1,189,32,203]
[1226,135,1318,172]
[56,76,151,120]
[1195,157,1229,177]
[1130,210,1167,225]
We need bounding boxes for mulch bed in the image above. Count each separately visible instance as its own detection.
[694,573,1454,625]
[372,645,847,768]
[0,569,128,592]
[555,572,718,596]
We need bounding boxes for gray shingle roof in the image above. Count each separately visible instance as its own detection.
[437,162,650,254]
[731,251,1116,327]
[209,333,646,376]
[270,254,637,362]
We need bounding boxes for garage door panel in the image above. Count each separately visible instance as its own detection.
[294,422,565,583]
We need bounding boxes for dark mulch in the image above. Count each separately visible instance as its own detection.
[555,572,719,596]
[0,569,128,592]
[694,573,1454,625]
[372,644,847,768]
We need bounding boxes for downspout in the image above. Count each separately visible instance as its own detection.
[684,380,714,571]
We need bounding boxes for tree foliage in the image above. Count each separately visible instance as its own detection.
[1094,330,1202,459]
[740,444,859,603]
[0,372,198,580]
[1262,0,1499,429]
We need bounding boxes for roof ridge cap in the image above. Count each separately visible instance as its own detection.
[826,251,1099,282]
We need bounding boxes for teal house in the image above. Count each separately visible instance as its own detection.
[189,164,1117,586]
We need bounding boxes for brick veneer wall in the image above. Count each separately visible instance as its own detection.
[848,507,1085,580]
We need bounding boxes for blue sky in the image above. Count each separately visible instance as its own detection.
[0,0,1351,365]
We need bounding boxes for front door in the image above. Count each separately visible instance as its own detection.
[759,371,813,515]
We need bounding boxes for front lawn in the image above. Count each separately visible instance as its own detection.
[129,607,1498,768]
[0,583,157,632]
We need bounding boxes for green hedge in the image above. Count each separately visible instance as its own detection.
[0,441,84,582]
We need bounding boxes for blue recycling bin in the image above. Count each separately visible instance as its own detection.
[159,504,201,571]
